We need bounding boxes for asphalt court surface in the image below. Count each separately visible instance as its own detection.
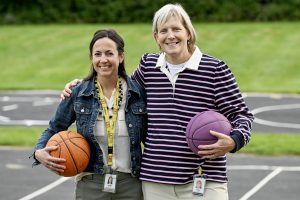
[1,91,300,200]
[1,148,300,200]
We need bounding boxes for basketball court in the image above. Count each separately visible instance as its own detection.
[1,148,300,200]
[0,91,300,200]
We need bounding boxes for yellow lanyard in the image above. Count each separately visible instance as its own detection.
[97,79,120,166]
[198,167,202,175]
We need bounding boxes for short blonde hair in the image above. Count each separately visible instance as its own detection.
[152,3,197,53]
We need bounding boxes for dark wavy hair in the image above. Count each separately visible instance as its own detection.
[84,29,127,81]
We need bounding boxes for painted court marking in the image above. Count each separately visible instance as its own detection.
[228,165,300,200]
[239,168,283,200]
[0,95,59,126]
[18,177,71,200]
[17,165,300,200]
[251,104,300,129]
[243,93,300,130]
[2,104,18,111]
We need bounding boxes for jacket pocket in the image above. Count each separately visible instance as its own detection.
[74,102,92,129]
[130,103,147,128]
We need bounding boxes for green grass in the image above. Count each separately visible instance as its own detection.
[1,22,300,93]
[0,127,299,156]
[0,127,44,147]
[239,133,300,156]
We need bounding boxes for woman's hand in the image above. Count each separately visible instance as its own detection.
[35,146,66,174]
[197,130,236,160]
[60,79,82,100]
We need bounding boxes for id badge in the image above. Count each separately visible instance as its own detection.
[103,174,117,193]
[192,174,206,196]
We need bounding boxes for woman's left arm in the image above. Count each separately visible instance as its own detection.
[198,60,254,159]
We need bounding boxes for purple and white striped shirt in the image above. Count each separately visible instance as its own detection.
[131,47,254,184]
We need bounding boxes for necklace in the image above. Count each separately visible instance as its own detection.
[95,77,123,111]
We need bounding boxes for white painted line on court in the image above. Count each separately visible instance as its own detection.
[0,115,10,122]
[18,177,71,200]
[243,93,300,98]
[2,104,18,111]
[228,165,273,170]
[0,96,60,102]
[1,96,10,101]
[0,119,49,126]
[252,104,300,114]
[281,166,300,171]
[251,104,300,129]
[32,97,57,106]
[239,167,283,200]
[228,165,300,171]
[6,163,27,170]
[1,90,60,95]
[254,118,300,129]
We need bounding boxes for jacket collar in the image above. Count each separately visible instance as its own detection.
[125,76,142,98]
[77,76,96,98]
[78,76,141,98]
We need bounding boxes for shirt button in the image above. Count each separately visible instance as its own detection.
[128,124,133,128]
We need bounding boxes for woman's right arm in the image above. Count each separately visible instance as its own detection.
[33,84,79,172]
[34,146,66,173]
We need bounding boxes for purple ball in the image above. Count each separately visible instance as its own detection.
[186,110,232,155]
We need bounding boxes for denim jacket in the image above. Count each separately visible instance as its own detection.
[33,76,147,177]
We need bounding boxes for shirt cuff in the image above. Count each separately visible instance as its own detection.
[29,151,41,167]
[230,130,244,153]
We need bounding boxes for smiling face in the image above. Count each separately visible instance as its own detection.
[154,15,191,64]
[92,37,124,79]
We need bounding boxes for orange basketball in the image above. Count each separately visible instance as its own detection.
[46,130,90,177]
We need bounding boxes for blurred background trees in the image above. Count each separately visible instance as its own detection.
[1,0,300,24]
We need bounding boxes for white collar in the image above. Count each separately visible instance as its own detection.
[155,47,203,70]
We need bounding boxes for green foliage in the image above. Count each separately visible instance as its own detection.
[1,0,300,24]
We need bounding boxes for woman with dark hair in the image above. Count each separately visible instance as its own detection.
[84,29,127,81]
[32,29,147,200]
